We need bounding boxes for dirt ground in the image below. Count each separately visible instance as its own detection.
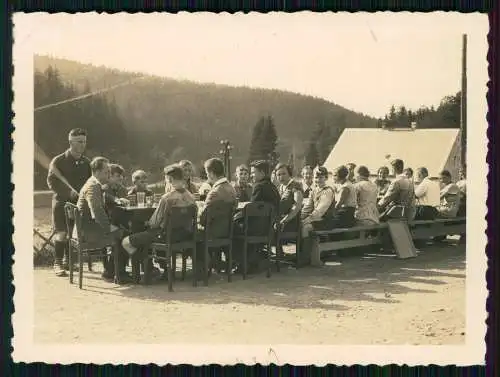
[33,207,466,345]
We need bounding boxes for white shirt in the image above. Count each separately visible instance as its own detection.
[414,177,440,206]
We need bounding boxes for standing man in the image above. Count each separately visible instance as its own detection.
[47,128,91,276]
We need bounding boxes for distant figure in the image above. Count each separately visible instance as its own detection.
[414,167,439,220]
[346,162,357,184]
[47,128,91,276]
[198,181,212,201]
[403,167,414,180]
[437,170,461,218]
[301,165,314,199]
[378,159,415,221]
[128,170,154,197]
[232,164,253,202]
[178,159,199,194]
[374,166,391,198]
[456,167,466,217]
[354,166,379,226]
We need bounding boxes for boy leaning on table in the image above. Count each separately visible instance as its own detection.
[128,169,154,197]
[121,164,196,280]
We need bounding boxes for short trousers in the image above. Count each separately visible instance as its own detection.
[52,200,72,233]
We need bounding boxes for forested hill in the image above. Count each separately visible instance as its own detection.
[34,55,377,188]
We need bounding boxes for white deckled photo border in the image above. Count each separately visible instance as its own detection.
[11,11,488,365]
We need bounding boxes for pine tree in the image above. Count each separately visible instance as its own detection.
[303,141,319,168]
[247,115,278,164]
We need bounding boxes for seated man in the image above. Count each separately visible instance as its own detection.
[301,165,314,199]
[76,157,130,282]
[128,169,154,197]
[233,160,280,273]
[275,162,303,232]
[102,163,130,277]
[300,166,336,267]
[378,159,416,221]
[197,158,237,273]
[413,167,440,220]
[232,164,253,202]
[121,165,196,277]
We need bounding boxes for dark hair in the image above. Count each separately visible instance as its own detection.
[179,159,194,169]
[109,164,124,176]
[357,165,370,178]
[164,164,184,181]
[204,158,225,177]
[417,167,429,178]
[391,158,404,172]
[68,128,87,138]
[236,164,249,173]
[440,170,452,178]
[274,162,292,177]
[250,160,270,176]
[334,165,349,180]
[313,166,328,177]
[378,166,390,175]
[132,169,147,182]
[403,167,413,177]
[90,157,109,173]
[346,162,356,169]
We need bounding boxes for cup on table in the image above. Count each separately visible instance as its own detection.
[137,192,146,208]
[127,195,137,207]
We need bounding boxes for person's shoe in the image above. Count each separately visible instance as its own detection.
[101,270,115,282]
[115,272,134,284]
[62,255,78,271]
[53,261,67,277]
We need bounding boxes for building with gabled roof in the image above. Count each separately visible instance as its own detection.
[323,128,461,180]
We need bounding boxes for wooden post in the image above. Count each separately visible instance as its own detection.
[460,34,467,174]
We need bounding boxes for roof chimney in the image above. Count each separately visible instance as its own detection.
[411,121,417,130]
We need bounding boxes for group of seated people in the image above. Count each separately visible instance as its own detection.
[74,154,467,283]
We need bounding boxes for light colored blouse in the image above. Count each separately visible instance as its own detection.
[335,181,357,208]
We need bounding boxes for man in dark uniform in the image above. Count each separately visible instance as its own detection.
[233,160,280,273]
[47,128,91,276]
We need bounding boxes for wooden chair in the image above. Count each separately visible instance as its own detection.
[145,204,198,292]
[274,214,302,272]
[233,202,275,280]
[199,201,236,286]
[63,203,110,289]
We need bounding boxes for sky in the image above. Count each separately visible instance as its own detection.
[15,12,486,118]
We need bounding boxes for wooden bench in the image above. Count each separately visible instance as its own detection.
[409,217,466,240]
[311,217,466,258]
[311,223,388,256]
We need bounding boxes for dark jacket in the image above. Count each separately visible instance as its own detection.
[47,149,91,203]
[250,177,280,212]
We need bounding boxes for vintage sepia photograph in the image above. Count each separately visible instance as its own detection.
[12,12,487,365]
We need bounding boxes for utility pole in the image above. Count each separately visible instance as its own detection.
[460,34,467,175]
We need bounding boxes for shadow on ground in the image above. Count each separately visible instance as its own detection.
[58,240,465,312]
